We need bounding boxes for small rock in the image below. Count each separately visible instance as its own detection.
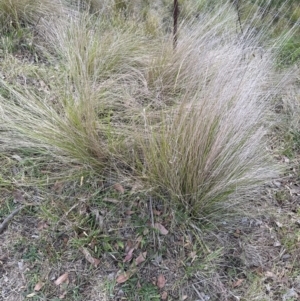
[273,180,281,188]
[241,217,249,225]
[281,254,291,261]
[274,240,281,247]
[282,288,298,301]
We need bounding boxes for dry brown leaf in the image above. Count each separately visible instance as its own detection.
[116,272,130,284]
[153,210,161,216]
[135,252,147,265]
[103,197,120,204]
[123,248,134,262]
[154,223,169,235]
[54,273,69,286]
[125,240,133,253]
[113,183,124,194]
[80,247,100,267]
[233,229,241,238]
[190,251,196,257]
[233,278,244,288]
[34,281,44,291]
[157,274,166,288]
[265,271,276,278]
[13,190,24,203]
[116,266,137,284]
[161,291,168,300]
[135,236,143,249]
[37,221,49,230]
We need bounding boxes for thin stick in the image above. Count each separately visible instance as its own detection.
[0,205,26,234]
[173,0,179,49]
[149,196,156,246]
[192,284,206,301]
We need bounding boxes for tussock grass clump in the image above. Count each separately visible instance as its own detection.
[139,18,281,218]
[0,12,160,170]
[0,3,283,218]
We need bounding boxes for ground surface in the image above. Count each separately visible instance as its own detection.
[1,152,300,301]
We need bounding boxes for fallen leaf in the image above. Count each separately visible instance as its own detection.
[26,292,37,298]
[275,221,283,228]
[54,273,69,286]
[265,271,276,278]
[135,252,147,265]
[80,247,100,267]
[103,197,120,204]
[34,281,44,291]
[181,295,188,301]
[189,251,197,263]
[233,229,241,238]
[154,223,169,235]
[13,190,24,203]
[37,221,49,230]
[233,278,244,288]
[157,274,166,288]
[283,156,290,163]
[135,236,143,249]
[125,240,133,253]
[113,183,124,194]
[123,248,134,262]
[161,291,168,300]
[116,272,130,284]
[274,240,281,247]
[153,210,161,216]
[11,154,22,162]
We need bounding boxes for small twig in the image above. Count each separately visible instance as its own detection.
[149,196,156,246]
[192,284,206,301]
[0,205,25,234]
[173,0,179,49]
